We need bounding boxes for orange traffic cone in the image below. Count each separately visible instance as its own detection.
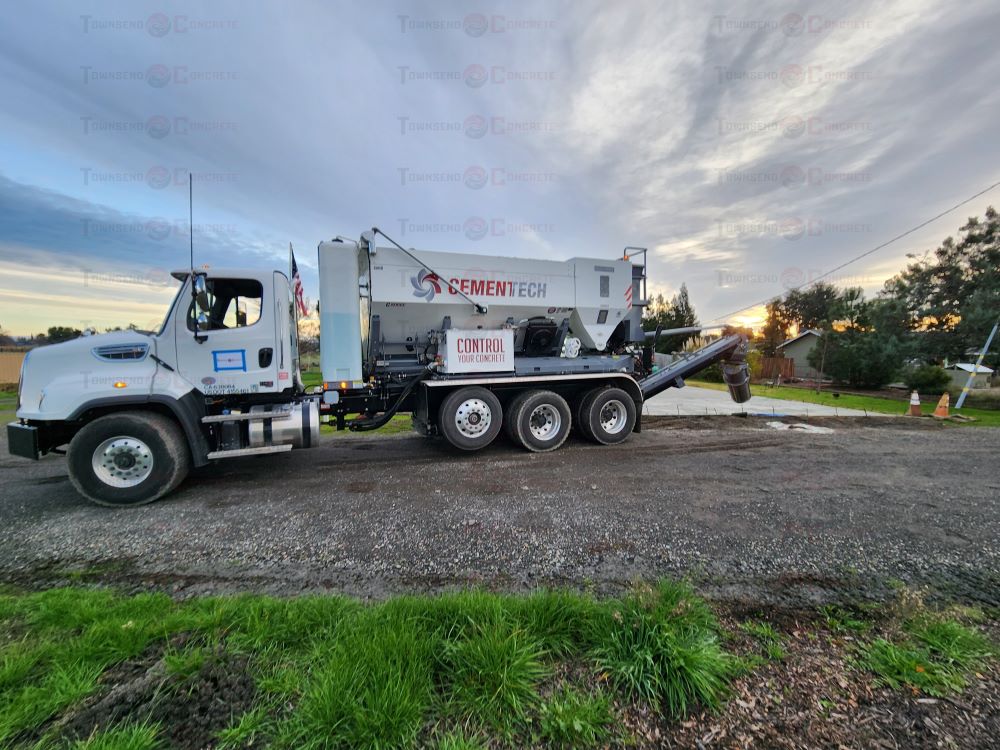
[907,391,921,416]
[932,392,950,419]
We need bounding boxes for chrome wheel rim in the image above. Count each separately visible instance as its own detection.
[454,398,493,438]
[600,399,628,435]
[528,404,561,441]
[92,436,154,488]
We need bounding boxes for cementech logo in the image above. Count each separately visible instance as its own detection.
[409,270,550,301]
[410,269,442,300]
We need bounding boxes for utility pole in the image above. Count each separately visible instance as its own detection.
[955,315,999,409]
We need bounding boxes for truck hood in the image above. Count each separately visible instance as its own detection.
[16,331,159,421]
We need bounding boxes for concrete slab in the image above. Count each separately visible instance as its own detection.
[643,384,891,417]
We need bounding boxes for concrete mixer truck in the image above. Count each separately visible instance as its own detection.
[7,228,751,506]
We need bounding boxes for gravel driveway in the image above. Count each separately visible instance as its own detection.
[1,417,998,606]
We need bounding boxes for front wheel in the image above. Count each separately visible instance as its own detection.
[67,411,191,506]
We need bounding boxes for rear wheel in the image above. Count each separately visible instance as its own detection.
[67,411,190,506]
[438,387,503,451]
[510,390,572,452]
[504,391,533,444]
[579,387,636,445]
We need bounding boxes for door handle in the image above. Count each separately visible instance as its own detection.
[259,348,273,368]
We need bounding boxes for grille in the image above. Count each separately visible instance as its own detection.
[92,343,150,362]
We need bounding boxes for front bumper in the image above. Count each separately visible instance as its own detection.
[7,422,39,460]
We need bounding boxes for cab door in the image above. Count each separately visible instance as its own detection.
[272,271,299,392]
[174,275,281,396]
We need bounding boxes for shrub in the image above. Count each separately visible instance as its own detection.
[904,364,951,394]
[593,581,736,717]
[858,617,992,696]
[696,361,724,383]
[442,615,547,733]
[808,331,904,388]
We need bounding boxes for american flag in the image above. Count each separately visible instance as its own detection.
[290,244,309,317]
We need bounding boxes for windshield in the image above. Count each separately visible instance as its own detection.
[157,276,187,336]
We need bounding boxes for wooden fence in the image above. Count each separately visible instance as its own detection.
[757,356,795,381]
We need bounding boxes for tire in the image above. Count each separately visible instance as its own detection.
[67,411,191,507]
[579,387,636,445]
[504,391,533,445]
[511,390,572,453]
[438,387,503,451]
[575,391,597,441]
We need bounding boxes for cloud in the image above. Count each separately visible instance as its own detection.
[0,0,999,336]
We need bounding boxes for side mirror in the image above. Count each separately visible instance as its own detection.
[196,312,210,329]
[193,274,211,314]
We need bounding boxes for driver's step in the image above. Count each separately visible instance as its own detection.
[202,411,291,424]
[206,444,293,460]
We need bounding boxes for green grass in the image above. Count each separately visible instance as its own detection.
[69,721,163,749]
[857,616,993,696]
[442,613,547,734]
[536,687,613,748]
[7,584,990,747]
[688,380,1000,425]
[0,582,739,748]
[739,620,785,660]
[0,388,16,423]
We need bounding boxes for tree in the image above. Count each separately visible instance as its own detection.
[641,285,699,353]
[783,282,842,330]
[880,206,1000,366]
[760,299,793,356]
[808,329,903,388]
[0,324,13,347]
[45,326,82,344]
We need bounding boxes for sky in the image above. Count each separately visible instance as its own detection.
[1,0,998,336]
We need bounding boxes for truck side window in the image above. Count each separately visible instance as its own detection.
[599,275,610,298]
[187,278,264,331]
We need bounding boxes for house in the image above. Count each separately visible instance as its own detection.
[776,329,823,379]
[944,363,994,390]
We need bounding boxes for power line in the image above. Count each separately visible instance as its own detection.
[711,178,1000,323]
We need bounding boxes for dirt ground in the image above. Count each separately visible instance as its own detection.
[1,416,997,609]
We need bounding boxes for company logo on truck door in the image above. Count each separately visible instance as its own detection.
[409,271,547,301]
